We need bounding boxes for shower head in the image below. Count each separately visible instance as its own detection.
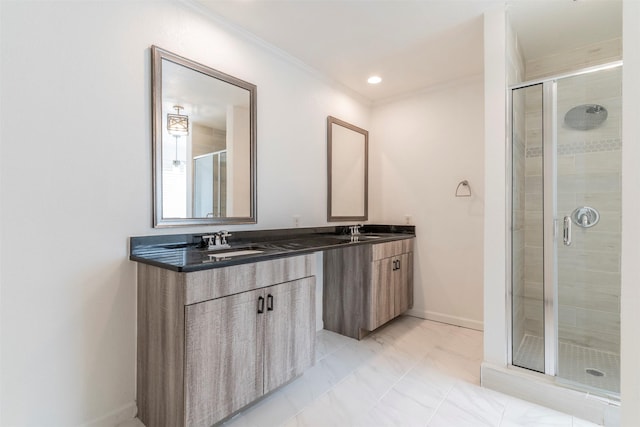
[564,104,608,130]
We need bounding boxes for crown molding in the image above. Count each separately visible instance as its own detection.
[177,0,373,107]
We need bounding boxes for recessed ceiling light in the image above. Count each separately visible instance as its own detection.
[367,76,382,84]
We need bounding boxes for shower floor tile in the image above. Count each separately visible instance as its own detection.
[514,335,620,393]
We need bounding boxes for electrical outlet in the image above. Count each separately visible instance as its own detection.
[404,215,412,225]
[293,215,301,227]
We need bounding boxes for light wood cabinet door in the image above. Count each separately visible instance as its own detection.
[370,257,395,330]
[184,289,264,427]
[371,253,413,330]
[263,277,316,393]
[394,253,413,316]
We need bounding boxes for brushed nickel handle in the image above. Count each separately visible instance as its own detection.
[563,216,572,246]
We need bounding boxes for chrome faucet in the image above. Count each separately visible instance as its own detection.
[202,231,232,250]
[349,224,363,236]
[219,230,231,245]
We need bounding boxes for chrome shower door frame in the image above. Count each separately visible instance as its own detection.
[506,60,623,380]
[542,80,558,377]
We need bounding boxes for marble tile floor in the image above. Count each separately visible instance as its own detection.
[121,316,600,427]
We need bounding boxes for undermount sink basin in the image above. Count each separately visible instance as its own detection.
[207,249,264,259]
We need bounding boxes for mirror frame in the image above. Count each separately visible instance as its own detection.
[327,116,368,222]
[151,45,257,227]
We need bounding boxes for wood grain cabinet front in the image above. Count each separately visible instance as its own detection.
[323,239,414,340]
[136,254,316,427]
[184,277,315,427]
[369,252,413,330]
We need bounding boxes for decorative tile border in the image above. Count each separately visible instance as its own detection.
[526,146,543,158]
[526,139,621,158]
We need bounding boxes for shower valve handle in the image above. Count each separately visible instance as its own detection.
[563,216,572,246]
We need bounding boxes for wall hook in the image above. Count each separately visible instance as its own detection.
[455,180,471,197]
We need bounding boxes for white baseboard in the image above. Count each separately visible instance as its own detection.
[407,308,483,331]
[81,402,137,427]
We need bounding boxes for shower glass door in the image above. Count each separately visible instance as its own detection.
[511,63,621,395]
[555,66,621,393]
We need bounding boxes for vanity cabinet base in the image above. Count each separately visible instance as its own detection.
[137,255,316,427]
[323,239,414,340]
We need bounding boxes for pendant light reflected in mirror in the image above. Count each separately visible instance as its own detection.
[167,105,188,169]
[167,105,189,136]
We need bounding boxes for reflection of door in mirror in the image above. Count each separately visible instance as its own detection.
[327,116,368,222]
[193,150,227,218]
[191,122,227,218]
[152,46,257,227]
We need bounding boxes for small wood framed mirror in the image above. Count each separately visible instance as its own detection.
[327,116,368,222]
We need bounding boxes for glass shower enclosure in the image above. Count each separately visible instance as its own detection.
[193,150,227,218]
[510,62,622,395]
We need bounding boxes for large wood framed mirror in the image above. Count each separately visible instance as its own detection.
[327,116,368,222]
[151,46,257,227]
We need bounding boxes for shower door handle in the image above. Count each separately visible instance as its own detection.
[563,216,572,246]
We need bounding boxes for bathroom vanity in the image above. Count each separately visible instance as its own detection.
[324,238,414,340]
[136,255,315,427]
[130,225,414,427]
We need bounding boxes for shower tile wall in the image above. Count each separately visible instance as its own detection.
[522,87,544,343]
[556,69,621,354]
[521,69,622,355]
[511,87,526,352]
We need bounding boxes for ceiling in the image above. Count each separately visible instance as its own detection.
[193,0,622,103]
[163,59,250,128]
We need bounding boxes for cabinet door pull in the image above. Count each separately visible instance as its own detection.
[257,296,265,314]
[267,294,274,311]
[396,259,401,270]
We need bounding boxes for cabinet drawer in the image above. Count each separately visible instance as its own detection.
[371,239,413,261]
[184,254,315,304]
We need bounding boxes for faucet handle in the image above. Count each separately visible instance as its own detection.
[219,230,232,245]
[202,235,217,249]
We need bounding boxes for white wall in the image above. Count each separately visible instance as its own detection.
[482,6,509,367]
[370,76,485,330]
[0,1,370,426]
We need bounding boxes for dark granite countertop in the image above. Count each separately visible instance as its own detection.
[130,224,415,272]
